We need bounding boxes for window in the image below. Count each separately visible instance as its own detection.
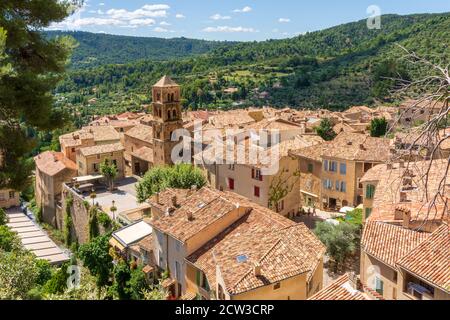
[112,159,117,167]
[254,186,260,198]
[71,148,75,153]
[0,193,5,201]
[329,161,338,173]
[366,185,376,199]
[252,168,263,181]
[307,163,314,173]
[228,164,235,171]
[96,155,100,160]
[93,163,98,172]
[323,160,329,172]
[340,181,347,193]
[340,163,347,175]
[375,277,384,295]
[323,179,332,190]
[274,283,281,290]
[228,178,235,190]
[9,191,15,199]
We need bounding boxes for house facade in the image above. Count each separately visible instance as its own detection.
[148,187,325,300]
[34,151,77,226]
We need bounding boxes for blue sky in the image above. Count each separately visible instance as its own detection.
[50,0,450,41]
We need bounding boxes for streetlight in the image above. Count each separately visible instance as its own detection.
[111,200,117,222]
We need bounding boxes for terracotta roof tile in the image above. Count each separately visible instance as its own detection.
[148,188,192,213]
[323,132,391,162]
[185,190,325,296]
[397,223,449,292]
[150,188,241,242]
[79,143,124,157]
[361,221,430,269]
[308,274,370,300]
[34,151,77,177]
[125,124,153,142]
[131,146,153,163]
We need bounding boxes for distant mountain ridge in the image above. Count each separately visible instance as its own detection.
[45,31,238,68]
[55,12,450,119]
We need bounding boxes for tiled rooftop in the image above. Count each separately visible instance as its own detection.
[131,146,154,163]
[148,188,192,213]
[34,151,77,177]
[186,196,325,295]
[361,221,430,269]
[397,223,449,292]
[151,187,241,242]
[362,160,449,223]
[323,132,391,162]
[79,143,124,157]
[125,124,153,142]
[308,274,371,300]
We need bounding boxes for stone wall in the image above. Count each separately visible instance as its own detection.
[59,184,112,245]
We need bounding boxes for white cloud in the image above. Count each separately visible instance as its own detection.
[210,14,231,20]
[233,6,252,13]
[160,21,171,26]
[154,27,175,33]
[107,8,168,20]
[142,4,170,11]
[99,2,105,6]
[279,18,290,23]
[52,17,124,28]
[175,14,185,19]
[203,26,258,33]
[129,18,156,26]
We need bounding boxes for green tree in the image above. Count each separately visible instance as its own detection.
[110,260,131,300]
[0,250,38,299]
[127,266,148,300]
[35,259,53,286]
[142,283,168,300]
[41,263,69,295]
[136,164,206,203]
[100,160,118,192]
[0,207,7,225]
[0,225,20,252]
[78,235,113,287]
[0,0,81,190]
[315,118,337,141]
[314,221,360,271]
[369,117,388,137]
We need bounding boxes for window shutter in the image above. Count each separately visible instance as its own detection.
[252,168,255,179]
[196,270,201,286]
[259,173,263,181]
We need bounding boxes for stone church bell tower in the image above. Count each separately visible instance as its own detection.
[151,76,183,166]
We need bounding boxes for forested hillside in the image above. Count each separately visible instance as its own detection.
[45,31,236,68]
[55,13,450,123]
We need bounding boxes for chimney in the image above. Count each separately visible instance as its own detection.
[186,211,194,221]
[399,191,408,203]
[402,209,411,229]
[387,163,393,170]
[171,195,178,208]
[359,144,366,151]
[254,263,262,277]
[348,272,360,290]
[394,206,405,220]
